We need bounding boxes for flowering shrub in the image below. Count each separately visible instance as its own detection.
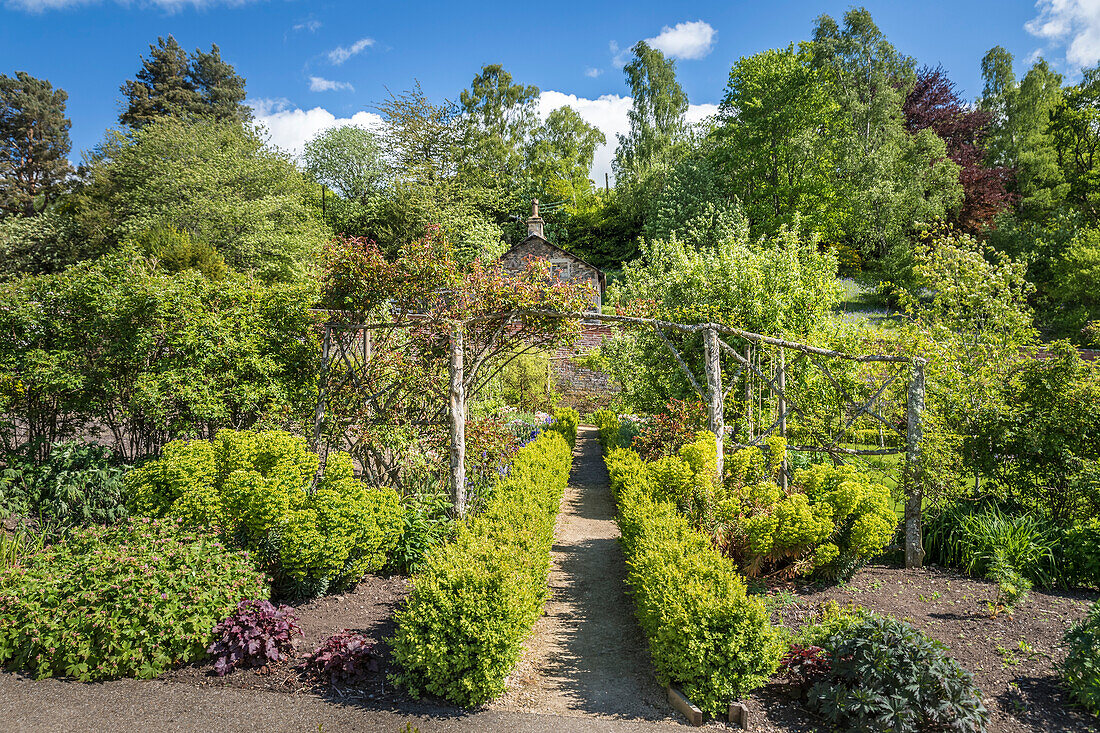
[206,599,302,676]
[631,399,706,460]
[125,429,404,597]
[301,631,380,685]
[0,518,266,681]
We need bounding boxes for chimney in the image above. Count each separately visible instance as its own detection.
[527,198,545,239]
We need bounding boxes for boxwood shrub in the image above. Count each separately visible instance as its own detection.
[390,431,572,707]
[0,518,266,681]
[608,445,786,716]
[125,429,404,596]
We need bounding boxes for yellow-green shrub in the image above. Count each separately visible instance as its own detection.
[593,409,621,450]
[390,431,572,707]
[613,449,785,714]
[125,429,403,596]
[546,406,580,448]
[720,447,895,577]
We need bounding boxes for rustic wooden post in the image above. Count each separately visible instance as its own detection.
[778,347,788,492]
[904,357,927,568]
[449,320,467,517]
[703,327,724,481]
[744,345,753,441]
[312,325,332,490]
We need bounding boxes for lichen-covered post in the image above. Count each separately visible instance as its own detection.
[904,357,927,568]
[703,326,724,481]
[778,347,788,493]
[311,324,332,490]
[449,320,467,517]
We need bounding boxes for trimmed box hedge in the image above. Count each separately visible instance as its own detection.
[607,444,786,716]
[390,431,572,707]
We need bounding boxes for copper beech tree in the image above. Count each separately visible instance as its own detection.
[316,228,592,494]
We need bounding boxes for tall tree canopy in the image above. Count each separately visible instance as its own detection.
[526,106,605,202]
[615,41,689,179]
[120,36,249,128]
[301,125,386,202]
[459,64,539,186]
[0,72,73,217]
[73,116,326,282]
[904,66,1014,232]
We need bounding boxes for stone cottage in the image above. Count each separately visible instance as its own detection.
[497,200,616,407]
[498,200,605,312]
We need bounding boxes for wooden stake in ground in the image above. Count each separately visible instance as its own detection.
[904,357,927,568]
[449,320,467,517]
[703,326,724,480]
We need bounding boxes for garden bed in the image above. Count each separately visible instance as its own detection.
[744,564,1099,732]
[163,573,412,703]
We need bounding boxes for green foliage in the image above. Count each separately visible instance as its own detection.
[120,35,249,128]
[499,352,554,412]
[0,518,267,681]
[387,486,454,575]
[973,342,1100,524]
[603,227,841,411]
[546,407,579,449]
[804,615,988,732]
[0,71,72,217]
[615,41,690,179]
[612,450,784,714]
[302,125,387,202]
[1061,599,1100,715]
[593,409,621,451]
[127,224,226,280]
[74,116,326,282]
[391,432,572,707]
[125,429,404,596]
[721,444,897,578]
[0,442,128,526]
[0,255,319,459]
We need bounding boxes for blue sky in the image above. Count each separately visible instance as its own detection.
[2,1,1097,181]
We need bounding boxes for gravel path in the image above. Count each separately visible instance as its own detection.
[491,426,679,723]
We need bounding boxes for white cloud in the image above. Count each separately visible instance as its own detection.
[585,67,603,78]
[609,40,630,68]
[537,90,718,184]
[327,37,375,65]
[1026,0,1100,71]
[293,19,321,32]
[309,76,353,92]
[645,20,716,60]
[250,99,383,158]
[9,0,256,10]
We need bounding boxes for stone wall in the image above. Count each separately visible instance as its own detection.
[550,323,618,409]
[499,237,602,311]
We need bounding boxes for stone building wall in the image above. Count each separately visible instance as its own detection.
[499,237,602,311]
[550,323,618,409]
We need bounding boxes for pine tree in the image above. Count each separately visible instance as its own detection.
[120,36,249,127]
[0,71,73,216]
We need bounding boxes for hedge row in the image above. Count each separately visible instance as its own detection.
[390,430,573,707]
[607,445,786,715]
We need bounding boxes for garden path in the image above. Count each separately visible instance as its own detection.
[490,425,677,722]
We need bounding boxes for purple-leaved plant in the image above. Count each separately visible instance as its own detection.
[206,599,302,676]
[300,630,380,685]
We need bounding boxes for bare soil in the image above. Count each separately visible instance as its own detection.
[741,566,1100,732]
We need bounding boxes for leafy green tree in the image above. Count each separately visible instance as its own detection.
[73,116,327,282]
[0,72,73,216]
[973,342,1100,524]
[301,125,386,202]
[644,151,742,247]
[978,48,1067,218]
[459,64,539,186]
[1050,226,1100,331]
[120,36,249,128]
[715,43,845,241]
[615,41,690,179]
[526,106,605,203]
[811,9,961,268]
[1050,64,1100,222]
[378,81,462,186]
[601,225,841,410]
